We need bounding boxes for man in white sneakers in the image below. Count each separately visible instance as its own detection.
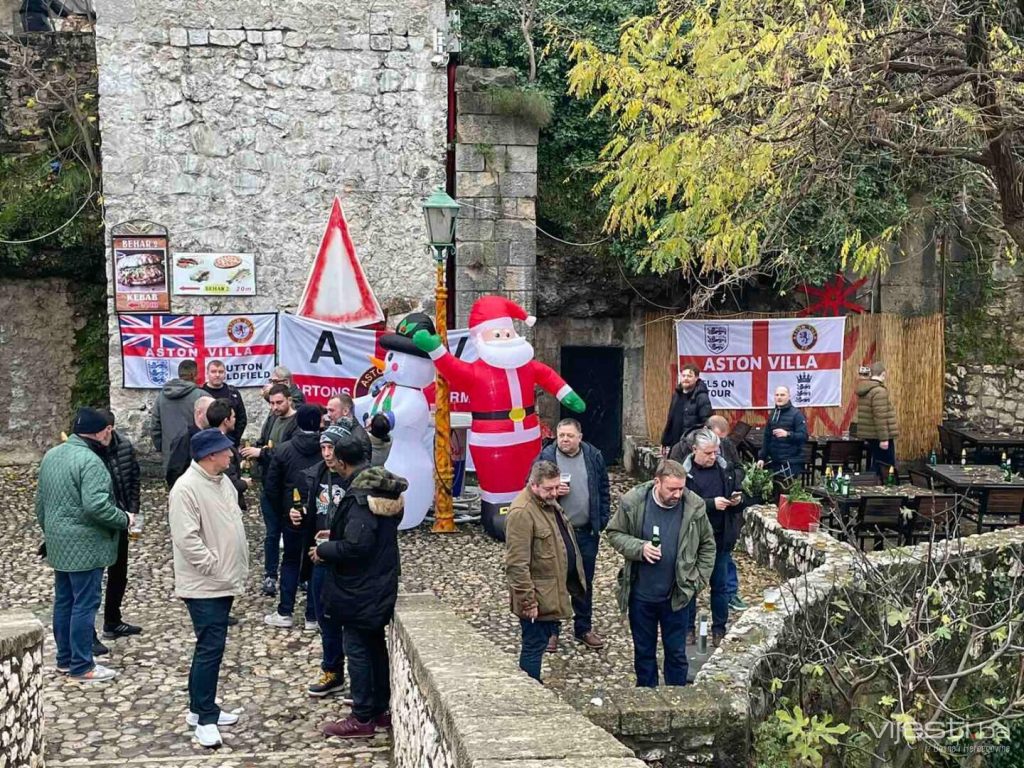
[169,429,250,748]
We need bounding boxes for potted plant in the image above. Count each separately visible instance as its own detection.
[741,461,776,504]
[777,481,823,531]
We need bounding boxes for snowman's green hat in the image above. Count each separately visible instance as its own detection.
[381,312,437,358]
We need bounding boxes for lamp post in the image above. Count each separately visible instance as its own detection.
[422,188,460,533]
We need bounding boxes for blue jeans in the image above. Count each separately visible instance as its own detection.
[277,527,314,621]
[53,568,104,676]
[628,596,689,687]
[519,619,557,682]
[688,550,737,634]
[553,527,599,639]
[260,490,281,580]
[183,596,233,726]
[311,564,344,674]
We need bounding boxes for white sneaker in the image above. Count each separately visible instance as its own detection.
[263,612,293,628]
[194,723,222,748]
[70,664,116,682]
[304,619,319,632]
[185,711,239,727]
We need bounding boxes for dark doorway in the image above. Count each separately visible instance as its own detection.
[560,346,624,464]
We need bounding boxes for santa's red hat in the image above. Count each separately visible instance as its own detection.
[468,295,536,334]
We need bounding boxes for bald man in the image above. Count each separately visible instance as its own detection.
[166,396,216,489]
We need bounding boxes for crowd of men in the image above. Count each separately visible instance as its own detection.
[34,356,903,736]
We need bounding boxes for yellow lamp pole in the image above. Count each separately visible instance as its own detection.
[422,188,460,533]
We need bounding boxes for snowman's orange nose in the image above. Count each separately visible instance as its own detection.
[369,356,385,371]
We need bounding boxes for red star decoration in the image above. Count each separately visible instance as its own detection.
[795,273,868,316]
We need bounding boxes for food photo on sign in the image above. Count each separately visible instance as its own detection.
[172,252,256,296]
[113,235,170,312]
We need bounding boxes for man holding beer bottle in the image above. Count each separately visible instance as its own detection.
[606,460,716,687]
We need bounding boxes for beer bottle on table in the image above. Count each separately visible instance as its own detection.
[929,450,937,466]
[886,465,896,487]
[961,449,967,466]
[824,466,834,492]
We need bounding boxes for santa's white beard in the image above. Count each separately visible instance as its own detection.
[476,336,534,369]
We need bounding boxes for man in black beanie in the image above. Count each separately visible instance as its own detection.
[263,404,325,629]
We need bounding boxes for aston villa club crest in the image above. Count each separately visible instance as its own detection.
[703,324,730,354]
[791,323,818,351]
[146,359,171,385]
[227,317,256,344]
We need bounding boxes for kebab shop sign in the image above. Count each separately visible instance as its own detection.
[113,235,170,312]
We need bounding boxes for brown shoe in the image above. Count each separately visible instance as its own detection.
[575,631,605,650]
[686,631,697,646]
[545,634,558,653]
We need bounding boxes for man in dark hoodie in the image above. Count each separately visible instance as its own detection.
[98,410,143,641]
[202,360,248,446]
[660,364,713,456]
[263,405,324,630]
[316,434,406,739]
[151,359,204,471]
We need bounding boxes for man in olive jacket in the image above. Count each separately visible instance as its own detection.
[606,459,716,687]
[505,460,587,682]
[856,362,899,479]
[36,407,132,682]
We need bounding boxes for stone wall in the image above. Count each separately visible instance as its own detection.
[945,363,1024,428]
[0,31,96,156]
[0,612,45,767]
[92,0,449,446]
[0,279,82,464]
[453,66,538,327]
[390,592,646,768]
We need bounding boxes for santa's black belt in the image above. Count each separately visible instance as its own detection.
[472,406,535,421]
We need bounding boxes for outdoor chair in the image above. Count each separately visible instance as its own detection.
[731,421,752,442]
[847,473,881,488]
[937,425,954,463]
[818,440,865,476]
[853,496,906,551]
[907,469,933,490]
[801,441,818,485]
[973,488,1024,532]
[906,493,960,544]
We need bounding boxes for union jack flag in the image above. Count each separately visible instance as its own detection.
[119,315,195,350]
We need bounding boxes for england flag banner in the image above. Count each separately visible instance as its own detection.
[278,313,478,410]
[676,317,846,409]
[119,313,277,388]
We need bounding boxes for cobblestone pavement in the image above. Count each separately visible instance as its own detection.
[0,466,390,768]
[400,469,782,701]
[3,464,780,765]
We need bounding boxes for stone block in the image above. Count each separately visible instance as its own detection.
[506,144,538,173]
[169,27,188,47]
[502,265,535,293]
[457,262,500,292]
[370,11,391,35]
[612,688,673,736]
[187,28,208,46]
[457,171,498,198]
[498,171,537,198]
[209,29,246,46]
[457,91,495,115]
[455,144,486,172]
[283,31,307,47]
[370,34,392,51]
[246,30,264,45]
[457,114,539,146]
[263,29,283,44]
[495,219,536,243]
[456,66,517,92]
[509,240,536,266]
[456,218,494,242]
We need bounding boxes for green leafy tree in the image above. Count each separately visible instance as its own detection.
[567,0,1024,282]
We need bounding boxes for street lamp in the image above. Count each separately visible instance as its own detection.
[422,188,460,533]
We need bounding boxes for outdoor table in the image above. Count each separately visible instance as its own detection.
[924,464,1024,494]
[944,425,1024,453]
[741,431,862,473]
[810,483,926,521]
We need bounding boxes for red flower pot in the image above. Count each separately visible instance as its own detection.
[777,495,821,531]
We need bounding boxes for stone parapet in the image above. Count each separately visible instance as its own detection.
[0,611,45,767]
[389,592,645,768]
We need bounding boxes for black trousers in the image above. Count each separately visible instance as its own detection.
[344,625,390,722]
[103,529,129,628]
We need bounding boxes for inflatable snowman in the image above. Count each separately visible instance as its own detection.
[359,313,437,529]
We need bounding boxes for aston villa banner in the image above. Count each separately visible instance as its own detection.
[278,313,478,410]
[676,317,846,409]
[119,313,277,388]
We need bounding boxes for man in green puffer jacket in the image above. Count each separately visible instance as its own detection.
[36,407,132,683]
[855,362,899,480]
[606,459,716,688]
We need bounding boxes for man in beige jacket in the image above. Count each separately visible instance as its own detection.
[169,429,249,748]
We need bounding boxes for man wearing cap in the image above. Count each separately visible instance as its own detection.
[413,296,586,540]
[263,404,325,630]
[168,428,249,748]
[36,407,133,683]
[316,432,407,739]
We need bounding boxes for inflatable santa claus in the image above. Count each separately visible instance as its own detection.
[414,295,585,540]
